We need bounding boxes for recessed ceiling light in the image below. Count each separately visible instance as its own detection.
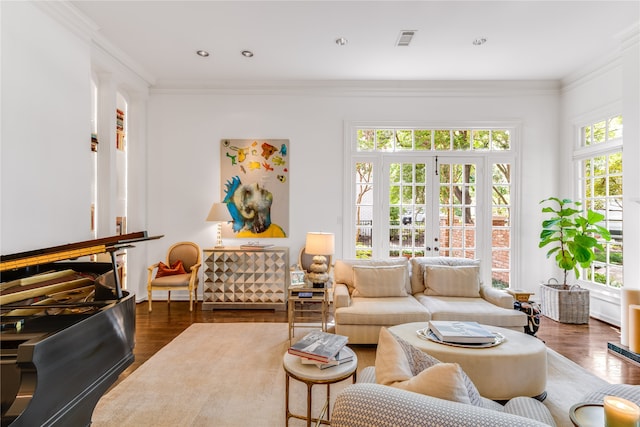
[196,50,210,57]
[472,37,487,46]
[241,50,254,58]
[335,37,348,46]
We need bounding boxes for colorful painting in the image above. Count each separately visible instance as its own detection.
[220,139,289,238]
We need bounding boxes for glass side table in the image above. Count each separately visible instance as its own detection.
[288,286,329,341]
[569,402,604,427]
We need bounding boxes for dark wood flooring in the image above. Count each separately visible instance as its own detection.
[122,301,639,386]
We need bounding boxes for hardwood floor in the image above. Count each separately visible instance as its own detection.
[122,301,639,386]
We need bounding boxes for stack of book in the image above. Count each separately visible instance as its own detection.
[288,330,351,369]
[427,320,497,344]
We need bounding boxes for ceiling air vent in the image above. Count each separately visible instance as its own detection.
[396,30,416,47]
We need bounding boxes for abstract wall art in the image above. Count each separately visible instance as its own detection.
[220,139,289,238]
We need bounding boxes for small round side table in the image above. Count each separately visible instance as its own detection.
[283,346,357,427]
[569,402,604,427]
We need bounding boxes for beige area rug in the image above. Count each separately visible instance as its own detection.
[92,323,607,427]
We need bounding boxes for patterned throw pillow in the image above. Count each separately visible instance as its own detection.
[156,260,187,277]
[375,327,483,407]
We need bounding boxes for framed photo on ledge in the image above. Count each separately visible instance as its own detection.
[290,270,306,287]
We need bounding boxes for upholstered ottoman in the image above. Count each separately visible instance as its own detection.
[388,322,547,400]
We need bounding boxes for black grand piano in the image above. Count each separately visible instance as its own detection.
[0,231,159,427]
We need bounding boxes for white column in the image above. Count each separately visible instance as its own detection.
[620,27,640,347]
[96,73,118,237]
[123,91,149,299]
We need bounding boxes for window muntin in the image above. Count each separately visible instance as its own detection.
[582,115,622,146]
[491,163,512,288]
[438,162,477,259]
[349,124,516,288]
[576,115,623,288]
[356,128,511,152]
[354,161,374,259]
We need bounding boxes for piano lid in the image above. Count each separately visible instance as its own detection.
[0,231,162,272]
[0,231,163,300]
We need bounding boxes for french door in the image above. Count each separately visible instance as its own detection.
[382,156,481,260]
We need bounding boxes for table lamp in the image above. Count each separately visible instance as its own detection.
[305,232,335,288]
[206,202,232,247]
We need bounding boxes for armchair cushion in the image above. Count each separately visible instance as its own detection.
[155,260,187,278]
[150,273,192,287]
[424,265,480,297]
[352,265,408,298]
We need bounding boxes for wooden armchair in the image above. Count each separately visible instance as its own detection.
[147,241,202,312]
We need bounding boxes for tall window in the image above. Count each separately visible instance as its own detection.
[576,115,623,288]
[347,124,516,288]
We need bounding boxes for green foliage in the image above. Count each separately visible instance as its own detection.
[539,197,611,287]
[492,278,509,289]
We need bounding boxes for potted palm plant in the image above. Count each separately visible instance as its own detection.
[538,197,611,323]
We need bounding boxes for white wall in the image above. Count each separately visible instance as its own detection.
[145,85,560,299]
[2,2,636,321]
[1,2,93,253]
[559,28,640,326]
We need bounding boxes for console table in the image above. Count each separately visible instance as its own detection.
[202,247,289,310]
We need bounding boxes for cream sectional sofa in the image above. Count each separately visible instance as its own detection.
[333,256,527,344]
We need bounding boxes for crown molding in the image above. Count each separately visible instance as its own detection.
[561,22,639,93]
[35,1,155,87]
[150,79,560,97]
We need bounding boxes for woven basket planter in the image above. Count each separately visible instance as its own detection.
[539,283,590,324]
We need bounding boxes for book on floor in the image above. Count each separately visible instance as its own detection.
[299,349,354,369]
[428,321,496,344]
[288,330,348,363]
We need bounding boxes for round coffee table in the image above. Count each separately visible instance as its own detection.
[283,346,358,427]
[388,322,547,401]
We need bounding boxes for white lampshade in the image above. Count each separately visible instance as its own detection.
[305,232,335,256]
[206,202,232,223]
[206,203,232,247]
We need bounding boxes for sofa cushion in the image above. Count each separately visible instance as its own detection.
[410,256,480,294]
[332,384,555,427]
[414,294,527,327]
[335,258,411,295]
[334,296,429,326]
[352,265,408,298]
[375,327,483,406]
[424,265,480,297]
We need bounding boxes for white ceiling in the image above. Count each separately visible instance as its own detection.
[70,1,639,85]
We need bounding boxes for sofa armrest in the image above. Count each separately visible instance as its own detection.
[480,285,515,309]
[331,384,552,427]
[333,283,351,309]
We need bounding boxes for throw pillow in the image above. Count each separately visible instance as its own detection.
[352,265,408,298]
[424,265,480,297]
[395,362,472,404]
[156,260,187,278]
[375,327,483,406]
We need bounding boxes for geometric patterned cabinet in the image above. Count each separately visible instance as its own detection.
[202,247,289,310]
